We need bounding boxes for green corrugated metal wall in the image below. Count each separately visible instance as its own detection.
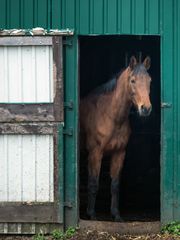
[0,0,160,34]
[64,0,160,35]
[0,0,180,226]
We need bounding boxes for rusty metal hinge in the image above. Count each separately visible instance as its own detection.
[63,39,73,47]
[64,101,73,110]
[64,201,73,208]
[161,102,172,108]
[63,128,73,136]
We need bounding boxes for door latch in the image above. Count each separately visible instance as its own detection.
[64,101,73,110]
[63,40,73,47]
[63,128,73,136]
[64,201,73,208]
[161,102,172,108]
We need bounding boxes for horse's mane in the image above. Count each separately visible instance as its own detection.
[91,70,124,96]
[92,77,117,95]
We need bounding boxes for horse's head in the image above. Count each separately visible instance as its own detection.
[128,56,152,117]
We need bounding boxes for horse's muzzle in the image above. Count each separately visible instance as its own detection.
[139,105,152,117]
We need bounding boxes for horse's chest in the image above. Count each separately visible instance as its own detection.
[105,125,130,152]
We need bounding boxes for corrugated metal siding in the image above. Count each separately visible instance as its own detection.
[0,0,160,35]
[0,45,53,103]
[0,135,54,202]
[0,0,62,29]
[65,0,160,35]
[171,0,180,221]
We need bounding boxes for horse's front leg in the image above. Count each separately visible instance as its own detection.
[87,148,103,220]
[110,150,125,221]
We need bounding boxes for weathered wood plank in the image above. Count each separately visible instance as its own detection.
[0,37,52,46]
[0,203,60,223]
[0,103,60,122]
[0,123,57,134]
[53,36,64,121]
[0,222,63,234]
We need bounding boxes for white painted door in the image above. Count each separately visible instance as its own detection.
[0,36,64,223]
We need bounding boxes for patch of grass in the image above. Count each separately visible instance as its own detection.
[161,221,180,235]
[65,227,76,238]
[33,233,46,240]
[51,229,64,240]
[51,227,77,240]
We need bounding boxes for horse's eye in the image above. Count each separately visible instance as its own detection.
[131,79,135,84]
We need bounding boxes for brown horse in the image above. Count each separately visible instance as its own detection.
[80,56,152,221]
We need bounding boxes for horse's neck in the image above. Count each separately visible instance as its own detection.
[111,69,131,122]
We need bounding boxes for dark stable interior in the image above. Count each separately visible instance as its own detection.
[79,35,160,221]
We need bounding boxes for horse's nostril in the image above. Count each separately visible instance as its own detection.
[140,105,152,115]
[141,105,146,112]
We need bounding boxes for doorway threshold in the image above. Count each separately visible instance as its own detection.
[79,219,160,235]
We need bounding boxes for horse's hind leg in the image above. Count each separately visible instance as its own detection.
[87,148,103,220]
[110,150,125,221]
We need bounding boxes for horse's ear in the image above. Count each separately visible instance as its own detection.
[129,56,137,70]
[143,56,151,70]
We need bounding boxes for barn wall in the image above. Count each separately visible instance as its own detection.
[63,0,160,35]
[0,0,179,225]
[0,0,160,35]
[0,0,62,29]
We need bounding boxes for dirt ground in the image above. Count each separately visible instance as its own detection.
[0,231,179,240]
[72,230,180,240]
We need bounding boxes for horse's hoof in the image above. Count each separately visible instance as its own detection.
[90,215,97,220]
[87,211,97,220]
[114,215,123,222]
[87,214,96,220]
